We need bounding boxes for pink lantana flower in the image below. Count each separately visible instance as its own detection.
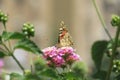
[42,46,57,58]
[66,53,80,65]
[52,56,65,67]
[57,47,75,56]
[42,46,81,67]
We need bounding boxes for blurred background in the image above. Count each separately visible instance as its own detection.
[0,0,120,74]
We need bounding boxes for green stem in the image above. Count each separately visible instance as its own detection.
[2,22,12,52]
[67,65,72,72]
[11,54,25,73]
[27,37,33,73]
[3,23,12,51]
[3,22,7,32]
[0,47,9,55]
[55,68,61,80]
[2,43,11,53]
[2,23,25,74]
[105,27,120,80]
[2,43,25,73]
[92,0,113,41]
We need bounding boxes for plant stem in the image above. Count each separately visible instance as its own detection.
[28,37,34,73]
[2,43,11,53]
[92,0,113,41]
[2,23,25,73]
[2,43,25,73]
[3,22,7,32]
[11,54,25,73]
[3,23,12,51]
[55,68,61,80]
[105,27,120,80]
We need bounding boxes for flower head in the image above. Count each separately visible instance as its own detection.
[111,15,120,27]
[42,46,57,59]
[0,10,8,23]
[66,53,80,65]
[42,46,81,68]
[52,55,65,67]
[57,47,75,56]
[22,23,35,37]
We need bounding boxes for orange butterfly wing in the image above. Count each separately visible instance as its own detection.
[58,21,73,47]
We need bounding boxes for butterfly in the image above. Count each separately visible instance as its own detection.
[57,21,73,47]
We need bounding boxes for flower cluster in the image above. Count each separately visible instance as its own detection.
[0,10,8,23]
[111,15,120,27]
[113,60,120,73]
[42,46,80,68]
[22,23,35,38]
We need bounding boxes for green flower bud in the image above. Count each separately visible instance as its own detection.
[113,60,120,73]
[0,10,8,23]
[111,15,120,27]
[0,12,4,16]
[22,23,35,38]
[24,69,31,75]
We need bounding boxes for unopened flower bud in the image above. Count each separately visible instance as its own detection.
[0,10,8,23]
[111,15,120,27]
[22,23,35,38]
[24,69,31,75]
[113,60,120,73]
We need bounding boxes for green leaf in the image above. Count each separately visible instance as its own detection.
[72,61,87,76]
[14,39,42,54]
[65,72,82,80]
[25,73,41,80]
[2,31,25,41]
[91,40,108,70]
[40,68,58,79]
[34,56,46,71]
[92,70,107,80]
[72,62,87,80]
[0,51,6,58]
[115,74,120,80]
[10,73,24,80]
